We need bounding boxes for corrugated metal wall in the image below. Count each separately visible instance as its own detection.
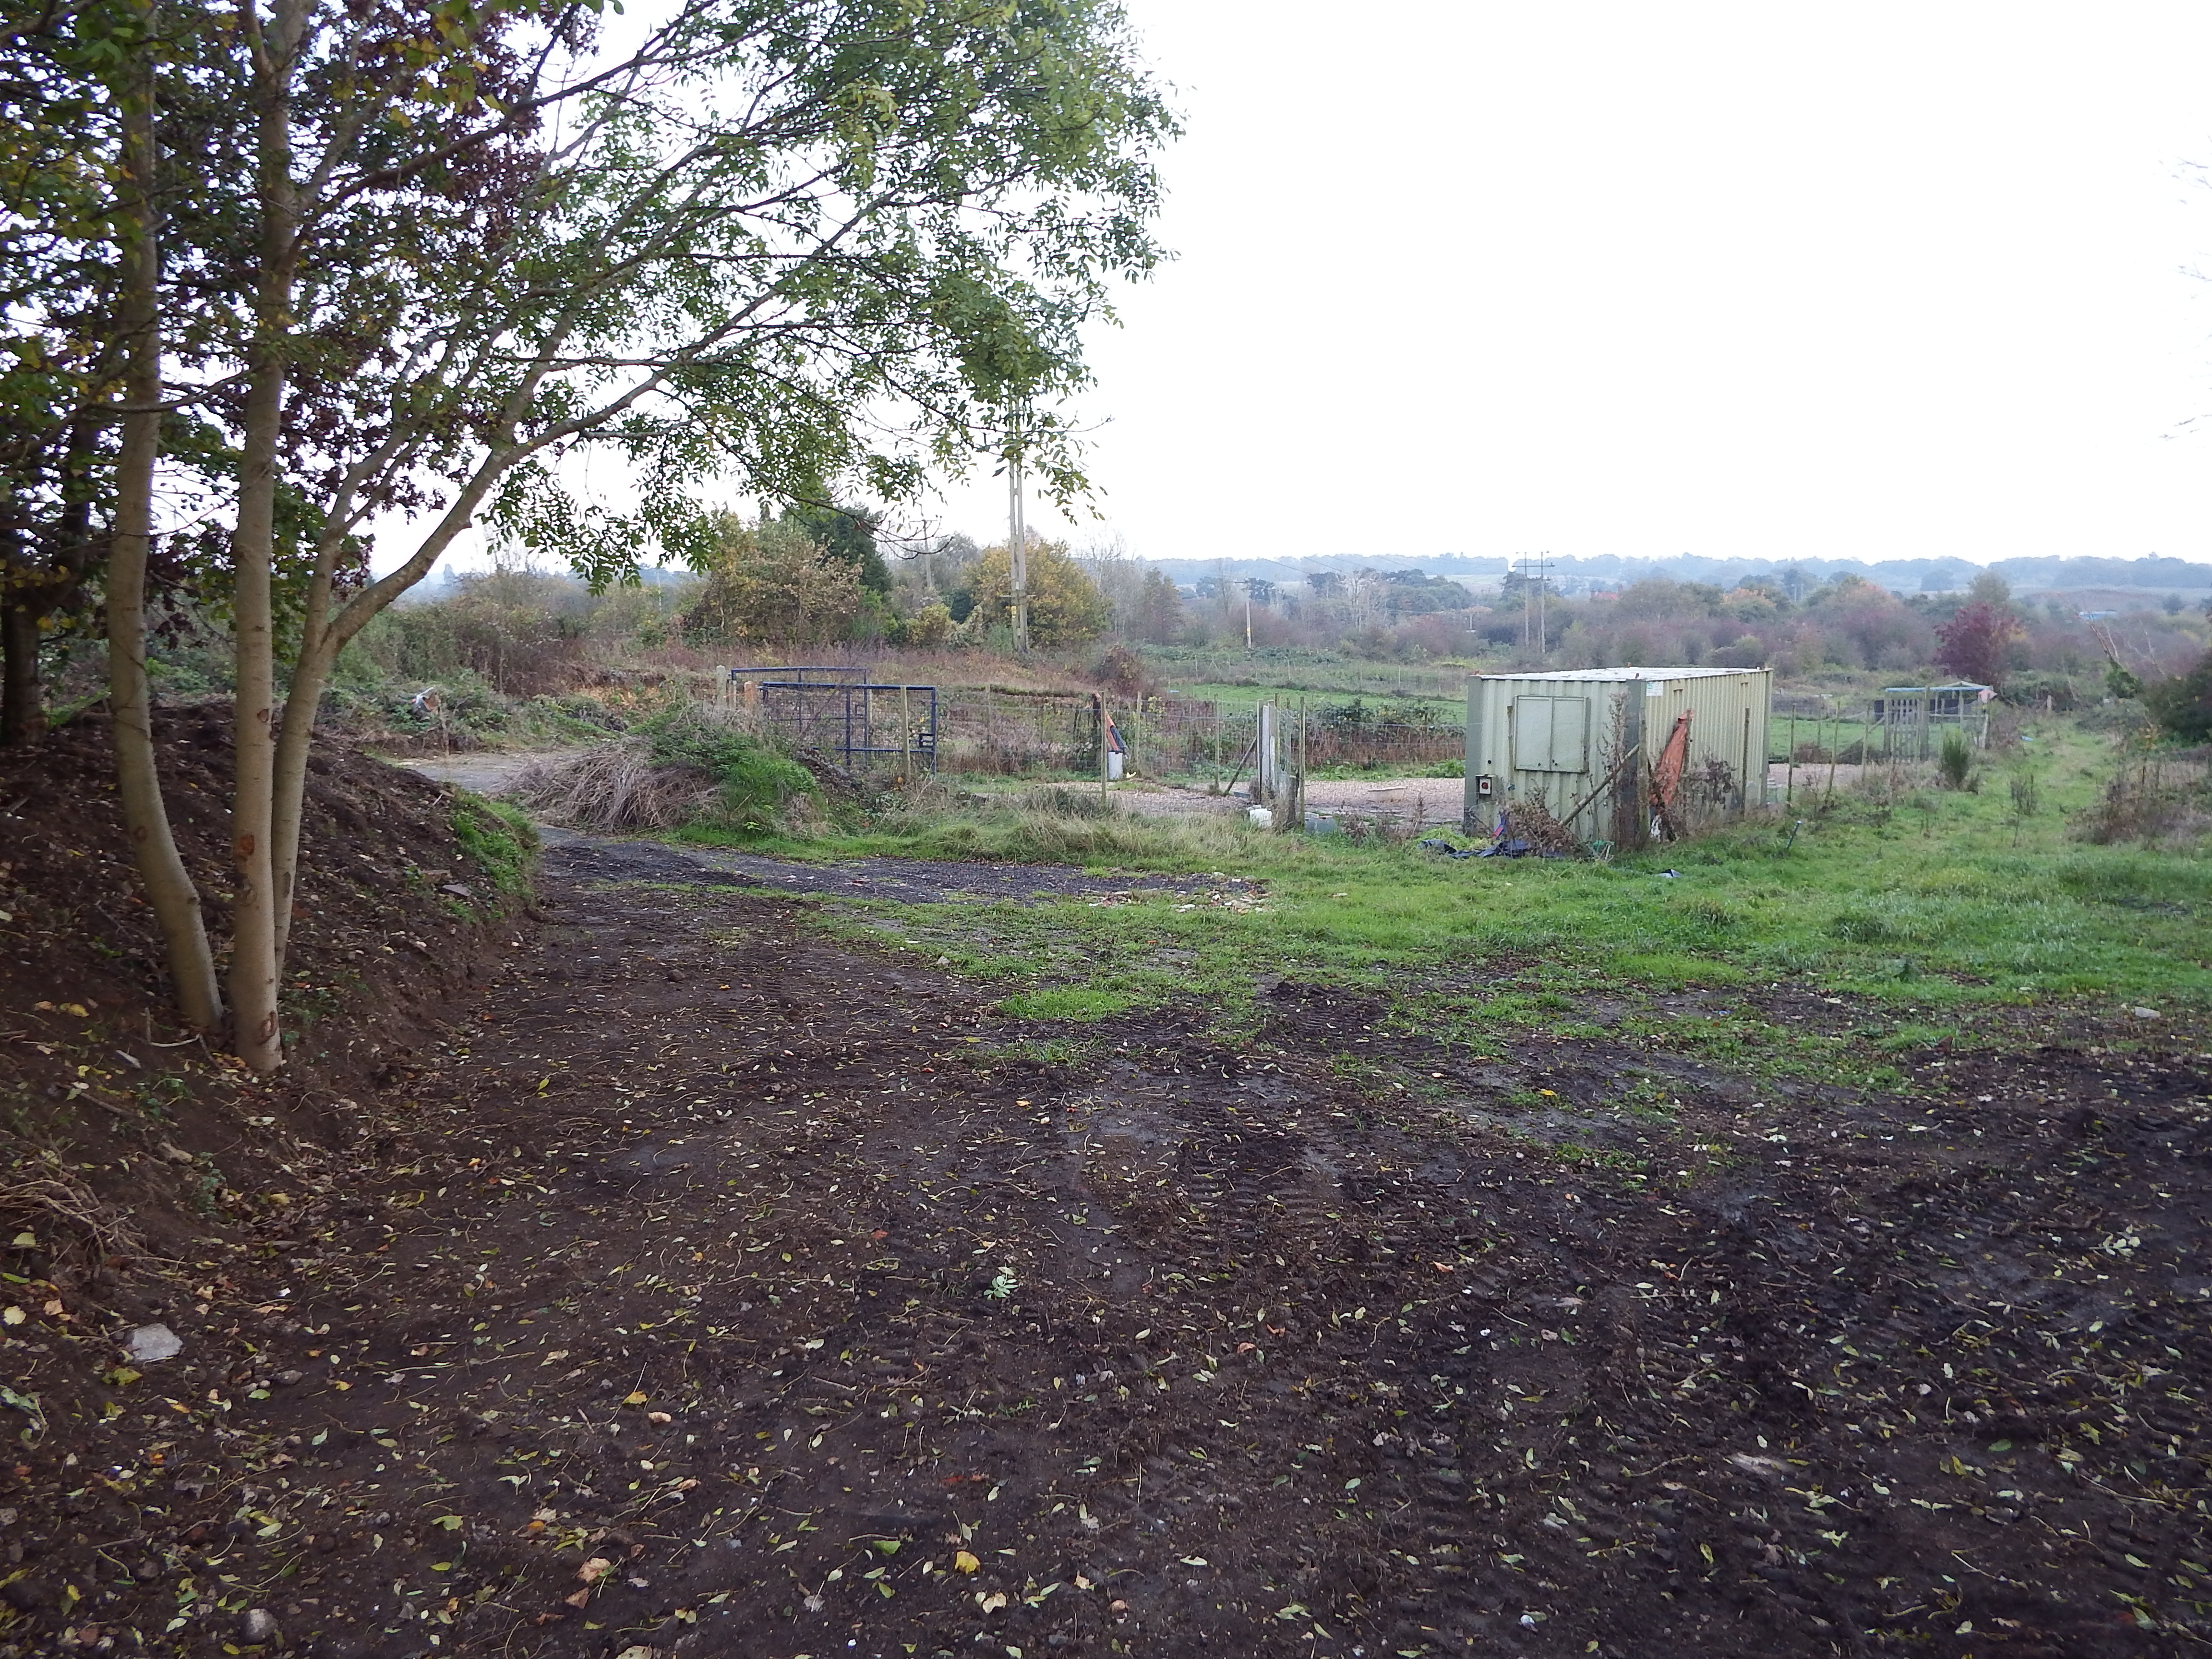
[1462,669,1771,843]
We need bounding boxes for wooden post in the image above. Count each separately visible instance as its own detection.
[1786,715,1795,805]
[900,685,912,785]
[1614,681,1647,850]
[1741,708,1753,817]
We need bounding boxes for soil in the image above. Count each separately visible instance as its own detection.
[4,731,2212,1659]
[0,707,526,1238]
[538,828,1245,905]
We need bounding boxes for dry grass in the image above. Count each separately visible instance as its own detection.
[1,1155,150,1280]
[511,740,720,831]
[1500,796,1584,855]
[2073,750,2212,846]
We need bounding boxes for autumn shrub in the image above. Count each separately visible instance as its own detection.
[684,517,864,647]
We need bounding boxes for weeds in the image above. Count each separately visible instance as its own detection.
[452,798,537,895]
[2072,751,2212,846]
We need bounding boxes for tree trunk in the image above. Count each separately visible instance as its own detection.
[227,1,304,1073]
[2,417,99,746]
[0,592,42,746]
[108,14,224,1032]
[271,484,495,970]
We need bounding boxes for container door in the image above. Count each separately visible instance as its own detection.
[1511,696,1590,772]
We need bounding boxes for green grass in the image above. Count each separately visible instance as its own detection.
[452,797,538,896]
[1143,645,1479,707]
[776,720,2209,1064]
[1173,679,1465,715]
[996,987,1137,1021]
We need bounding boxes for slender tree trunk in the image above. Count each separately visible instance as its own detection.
[271,481,496,969]
[228,0,302,1072]
[108,15,224,1031]
[2,417,98,746]
[268,553,335,971]
[0,590,41,746]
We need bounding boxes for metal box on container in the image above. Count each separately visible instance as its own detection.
[1462,667,1773,846]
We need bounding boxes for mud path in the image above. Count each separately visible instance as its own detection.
[14,843,2212,1659]
[538,825,1245,905]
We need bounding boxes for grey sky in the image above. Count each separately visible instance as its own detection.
[390,1,2212,576]
[943,1,2212,567]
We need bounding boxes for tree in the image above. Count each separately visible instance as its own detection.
[106,0,225,1032]
[61,0,1171,1068]
[957,540,1107,647]
[1134,566,1182,643]
[1381,569,1473,616]
[0,2,140,744]
[0,0,229,1019]
[1935,601,2023,687]
[1966,569,2013,608]
[780,503,890,593]
[1806,575,1933,671]
[685,517,864,647]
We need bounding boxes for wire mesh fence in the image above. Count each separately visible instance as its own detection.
[724,668,1466,780]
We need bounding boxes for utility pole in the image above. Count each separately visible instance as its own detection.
[1007,439,1029,653]
[1244,581,1253,650]
[1535,550,1549,660]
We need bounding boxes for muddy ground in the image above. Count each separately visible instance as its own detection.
[5,786,2212,1659]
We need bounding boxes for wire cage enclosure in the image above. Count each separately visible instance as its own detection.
[722,665,938,778]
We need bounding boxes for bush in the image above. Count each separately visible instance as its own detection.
[1937,729,1973,790]
[637,706,819,828]
[1998,671,2080,712]
[952,540,1109,647]
[2142,649,2212,742]
[1016,784,1118,819]
[513,707,823,835]
[2070,757,2212,847]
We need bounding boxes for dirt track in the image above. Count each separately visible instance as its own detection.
[8,833,2212,1659]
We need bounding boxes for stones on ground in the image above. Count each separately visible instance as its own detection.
[120,1322,181,1363]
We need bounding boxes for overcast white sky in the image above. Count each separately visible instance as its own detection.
[942,0,2212,568]
[415,2,2212,574]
